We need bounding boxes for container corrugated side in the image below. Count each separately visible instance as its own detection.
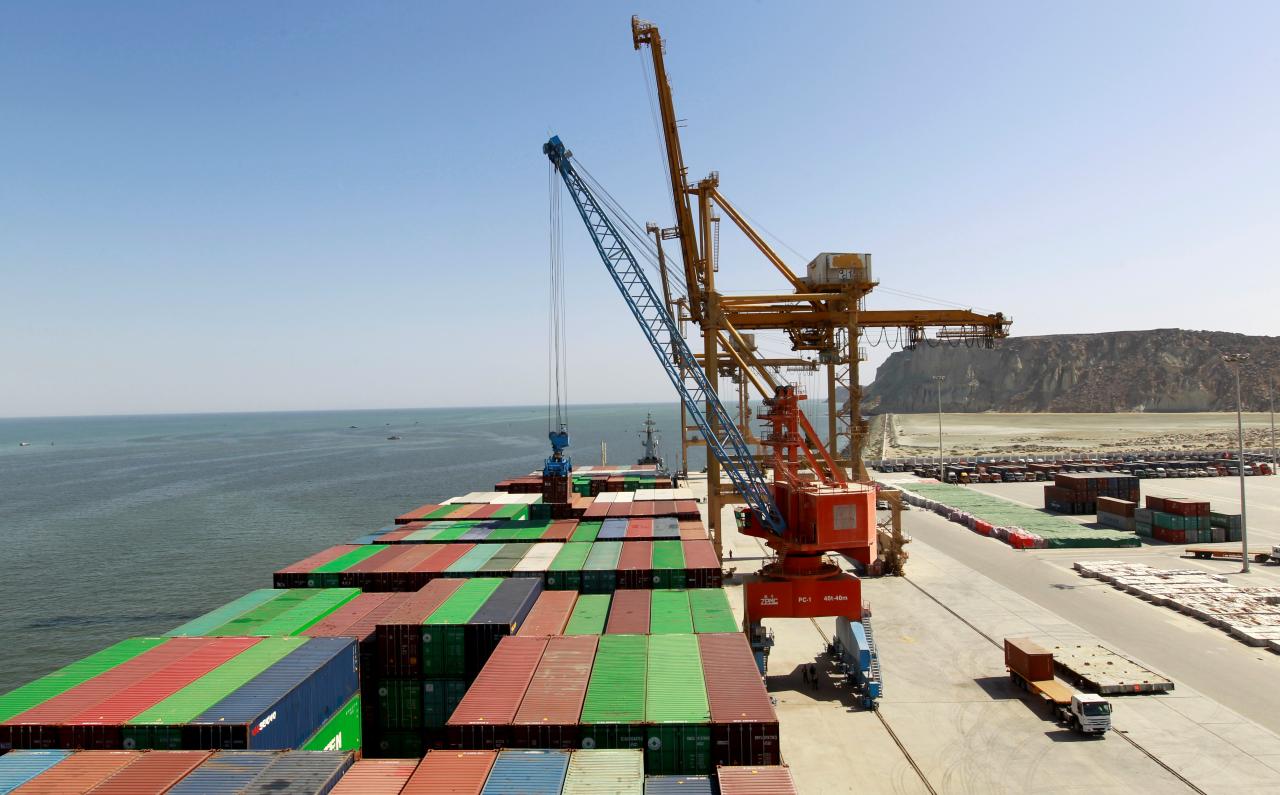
[401,750,496,795]
[560,749,643,795]
[580,635,646,751]
[238,590,362,637]
[0,638,168,727]
[715,764,798,795]
[187,638,358,750]
[644,635,709,774]
[648,591,692,635]
[275,547,360,588]
[446,637,548,749]
[422,579,504,679]
[165,750,277,794]
[480,750,569,795]
[512,635,598,749]
[564,595,611,636]
[616,543,653,590]
[516,591,578,637]
[301,695,361,752]
[649,542,685,589]
[240,750,354,795]
[376,580,465,679]
[697,634,779,768]
[687,590,737,634]
[10,751,139,793]
[678,542,720,589]
[582,542,623,594]
[642,774,714,794]
[0,751,69,792]
[329,758,418,794]
[606,590,651,635]
[167,591,287,637]
[86,750,212,794]
[308,547,386,588]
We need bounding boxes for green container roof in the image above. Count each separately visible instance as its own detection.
[564,594,611,636]
[651,541,684,570]
[584,541,623,571]
[491,542,534,561]
[0,637,168,722]
[570,522,601,543]
[404,524,447,542]
[446,543,501,573]
[313,545,385,573]
[582,634,647,724]
[688,589,738,633]
[549,542,592,571]
[128,637,306,724]
[646,634,708,723]
[205,589,321,635]
[430,522,477,542]
[493,504,531,520]
[426,504,464,519]
[649,590,693,635]
[426,578,503,625]
[167,589,285,637]
[249,588,361,636]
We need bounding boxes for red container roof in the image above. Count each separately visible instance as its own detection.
[304,592,398,639]
[605,590,651,635]
[396,504,442,523]
[699,633,777,724]
[513,635,598,727]
[330,759,419,794]
[13,751,140,793]
[383,579,465,626]
[716,765,798,795]
[276,545,359,575]
[87,750,212,794]
[617,541,653,572]
[401,750,496,795]
[517,591,578,637]
[412,544,476,573]
[447,636,549,727]
[682,540,720,568]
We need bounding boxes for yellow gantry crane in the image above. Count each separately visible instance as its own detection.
[632,16,1011,555]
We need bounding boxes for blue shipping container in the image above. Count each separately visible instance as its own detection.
[481,750,570,795]
[652,518,680,539]
[190,638,359,749]
[599,519,628,540]
[167,751,279,795]
[241,750,354,795]
[0,750,70,793]
[644,774,715,795]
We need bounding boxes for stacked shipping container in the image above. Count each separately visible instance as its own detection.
[1043,473,1140,514]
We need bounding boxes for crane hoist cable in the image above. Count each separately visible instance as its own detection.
[548,160,568,436]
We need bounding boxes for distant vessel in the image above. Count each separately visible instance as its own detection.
[636,413,666,473]
[386,435,401,441]
[19,441,30,447]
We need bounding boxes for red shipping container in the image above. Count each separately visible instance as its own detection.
[377,579,465,678]
[654,500,678,518]
[543,520,577,542]
[377,528,417,543]
[446,636,549,750]
[408,543,478,585]
[396,504,442,524]
[372,545,444,592]
[448,504,484,520]
[682,540,723,588]
[468,504,504,520]
[675,500,700,518]
[517,591,578,637]
[606,503,631,518]
[12,751,140,793]
[626,518,654,539]
[330,759,419,794]
[340,545,413,588]
[616,542,654,590]
[512,635,598,749]
[582,501,609,520]
[88,750,212,794]
[606,590,651,634]
[699,633,780,767]
[274,545,360,588]
[401,750,496,795]
[678,520,707,541]
[716,764,799,795]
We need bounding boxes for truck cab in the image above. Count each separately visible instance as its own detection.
[1070,693,1112,734]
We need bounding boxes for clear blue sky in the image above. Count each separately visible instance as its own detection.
[4,1,1277,417]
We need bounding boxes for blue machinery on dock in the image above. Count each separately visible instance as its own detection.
[832,613,882,709]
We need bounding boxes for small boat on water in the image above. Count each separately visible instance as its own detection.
[386,435,401,441]
[19,441,30,447]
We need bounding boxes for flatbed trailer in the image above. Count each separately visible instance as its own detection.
[1184,546,1275,564]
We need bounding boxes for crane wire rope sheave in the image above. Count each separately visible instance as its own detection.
[546,161,571,478]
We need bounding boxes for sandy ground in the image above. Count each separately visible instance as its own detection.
[877,412,1279,458]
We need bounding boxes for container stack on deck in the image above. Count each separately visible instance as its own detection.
[1043,472,1140,515]
[0,466,787,792]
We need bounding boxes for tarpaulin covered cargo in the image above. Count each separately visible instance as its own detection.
[480,750,569,795]
[517,591,578,637]
[86,749,211,794]
[561,749,643,795]
[166,751,277,794]
[580,635,647,752]
[698,634,779,767]
[240,750,354,795]
[376,579,464,678]
[564,595,610,636]
[329,758,418,794]
[644,635,710,774]
[0,750,69,792]
[688,590,737,634]
[512,636,598,749]
[546,543,591,591]
[606,590,651,635]
[8,750,139,793]
[401,750,496,795]
[715,764,798,795]
[447,637,548,750]
[642,774,713,794]
[648,591,693,635]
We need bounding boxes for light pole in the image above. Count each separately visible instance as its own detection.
[1223,353,1250,573]
[934,375,946,484]
[1270,377,1277,477]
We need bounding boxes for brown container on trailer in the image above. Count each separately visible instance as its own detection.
[377,579,465,678]
[716,764,799,795]
[446,636,549,750]
[274,545,360,588]
[1004,638,1054,682]
[517,591,579,637]
[87,750,212,794]
[13,751,140,793]
[401,750,497,795]
[699,633,780,767]
[616,541,653,590]
[606,590,651,634]
[512,635,598,749]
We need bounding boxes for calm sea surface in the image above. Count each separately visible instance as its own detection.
[0,404,699,694]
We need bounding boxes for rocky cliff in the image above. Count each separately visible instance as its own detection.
[863,330,1280,413]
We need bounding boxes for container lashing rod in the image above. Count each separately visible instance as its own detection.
[543,135,785,535]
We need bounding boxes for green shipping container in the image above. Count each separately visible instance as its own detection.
[374,730,424,758]
[422,578,503,677]
[446,543,501,575]
[688,589,738,633]
[167,590,286,636]
[0,637,168,722]
[302,695,362,752]
[433,522,482,542]
[226,589,360,637]
[547,542,592,591]
[650,541,685,589]
[565,594,611,636]
[644,635,710,774]
[124,636,307,749]
[426,504,465,520]
[480,542,534,574]
[493,504,531,520]
[649,590,693,635]
[377,678,423,730]
[581,634,647,751]
[422,678,468,728]
[308,546,385,587]
[571,521,602,543]
[583,542,623,594]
